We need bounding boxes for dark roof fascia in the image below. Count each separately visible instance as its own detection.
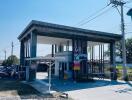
[127,8,132,16]
[18,21,34,40]
[18,20,122,40]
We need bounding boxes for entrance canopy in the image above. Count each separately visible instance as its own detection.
[18,20,122,43]
[18,20,122,81]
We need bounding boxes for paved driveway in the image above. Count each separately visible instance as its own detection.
[42,78,132,100]
[37,72,132,100]
[64,81,132,100]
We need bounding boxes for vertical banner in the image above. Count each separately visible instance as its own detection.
[73,40,80,71]
[73,40,87,71]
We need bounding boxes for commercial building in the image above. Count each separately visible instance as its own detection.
[18,20,122,81]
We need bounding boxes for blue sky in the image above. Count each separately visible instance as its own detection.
[0,0,132,60]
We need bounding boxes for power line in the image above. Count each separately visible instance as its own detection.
[126,32,132,33]
[77,6,112,27]
[115,6,121,15]
[75,3,111,27]
[124,5,131,8]
[11,42,14,56]
[126,0,132,4]
[4,50,6,60]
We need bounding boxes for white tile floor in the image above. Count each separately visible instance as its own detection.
[66,82,132,100]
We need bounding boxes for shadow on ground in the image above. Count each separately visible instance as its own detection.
[115,88,132,94]
[42,78,131,92]
[126,81,132,87]
[113,81,132,94]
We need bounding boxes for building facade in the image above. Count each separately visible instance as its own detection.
[18,20,122,81]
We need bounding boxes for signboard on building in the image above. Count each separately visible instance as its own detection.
[73,40,87,71]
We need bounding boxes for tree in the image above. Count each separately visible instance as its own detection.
[104,37,132,63]
[2,60,7,66]
[126,38,132,63]
[115,41,122,58]
[116,38,132,63]
[104,41,122,58]
[2,55,19,66]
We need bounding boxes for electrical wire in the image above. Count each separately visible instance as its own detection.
[126,0,132,4]
[77,6,113,27]
[124,5,131,8]
[115,6,121,16]
[75,3,111,27]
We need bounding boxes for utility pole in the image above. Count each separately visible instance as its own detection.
[4,50,6,60]
[11,41,14,56]
[110,0,127,80]
[11,41,14,65]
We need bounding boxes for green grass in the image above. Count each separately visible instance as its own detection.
[116,65,132,81]
[104,65,132,81]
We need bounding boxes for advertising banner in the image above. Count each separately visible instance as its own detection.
[73,40,87,70]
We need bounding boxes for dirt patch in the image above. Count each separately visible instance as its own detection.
[0,79,69,99]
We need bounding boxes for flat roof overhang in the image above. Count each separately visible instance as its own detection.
[37,36,106,46]
[18,20,122,43]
